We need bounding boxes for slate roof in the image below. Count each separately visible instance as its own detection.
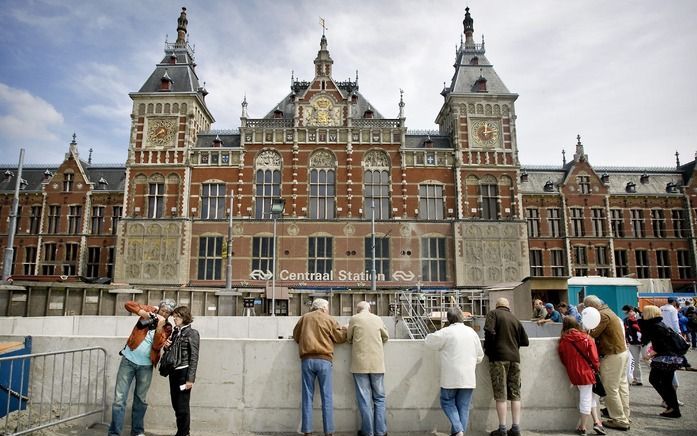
[0,164,126,193]
[404,134,452,149]
[444,46,512,96]
[195,132,241,148]
[264,87,384,120]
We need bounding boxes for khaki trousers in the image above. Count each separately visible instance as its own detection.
[600,351,630,425]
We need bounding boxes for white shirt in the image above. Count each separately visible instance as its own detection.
[425,323,484,389]
[660,303,680,333]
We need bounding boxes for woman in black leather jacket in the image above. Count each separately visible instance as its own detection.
[165,306,200,436]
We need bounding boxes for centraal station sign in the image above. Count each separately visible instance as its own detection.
[250,269,416,282]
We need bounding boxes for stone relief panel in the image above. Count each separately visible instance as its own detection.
[455,221,529,287]
[117,220,185,285]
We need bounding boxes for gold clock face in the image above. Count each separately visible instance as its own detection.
[472,120,500,146]
[147,118,177,146]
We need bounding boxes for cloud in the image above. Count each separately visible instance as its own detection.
[0,83,64,141]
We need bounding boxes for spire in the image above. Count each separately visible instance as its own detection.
[68,133,79,159]
[88,147,93,164]
[398,89,405,119]
[313,33,334,78]
[562,149,566,166]
[573,134,588,162]
[675,151,680,168]
[241,95,248,118]
[175,7,188,46]
[463,6,475,48]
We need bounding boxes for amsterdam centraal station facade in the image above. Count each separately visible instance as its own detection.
[1,8,695,316]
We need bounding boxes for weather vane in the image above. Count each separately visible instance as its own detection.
[319,17,327,35]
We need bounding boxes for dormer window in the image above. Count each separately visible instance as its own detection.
[351,95,358,104]
[666,182,679,193]
[626,181,636,193]
[470,56,479,65]
[600,173,609,184]
[640,173,649,184]
[363,108,374,119]
[543,180,555,192]
[169,52,177,64]
[273,109,284,119]
[473,75,487,92]
[44,169,52,180]
[4,170,13,180]
[160,70,173,92]
[424,137,433,148]
[520,171,529,183]
[64,172,74,192]
[98,177,108,188]
[212,135,223,147]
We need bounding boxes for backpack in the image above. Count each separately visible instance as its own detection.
[665,325,690,355]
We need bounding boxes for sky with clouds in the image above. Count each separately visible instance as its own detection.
[0,0,696,167]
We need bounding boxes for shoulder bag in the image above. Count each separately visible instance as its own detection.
[569,339,606,397]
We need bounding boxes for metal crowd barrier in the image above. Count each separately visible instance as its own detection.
[0,347,107,435]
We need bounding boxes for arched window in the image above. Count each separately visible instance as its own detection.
[255,150,282,219]
[480,176,499,220]
[309,150,336,219]
[363,150,390,219]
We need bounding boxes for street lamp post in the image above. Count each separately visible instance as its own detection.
[371,200,377,291]
[225,191,234,291]
[3,149,25,282]
[270,198,286,316]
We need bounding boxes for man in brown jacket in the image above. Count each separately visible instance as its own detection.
[584,295,630,431]
[348,301,389,436]
[293,298,347,436]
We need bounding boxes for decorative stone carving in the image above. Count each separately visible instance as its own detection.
[287,223,300,236]
[310,150,335,168]
[400,223,412,237]
[363,150,390,169]
[256,150,282,168]
[343,224,355,236]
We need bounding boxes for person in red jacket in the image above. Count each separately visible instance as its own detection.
[558,316,607,436]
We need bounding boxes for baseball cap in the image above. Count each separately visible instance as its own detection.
[544,303,554,309]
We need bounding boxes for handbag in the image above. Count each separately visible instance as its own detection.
[159,333,182,377]
[569,339,606,397]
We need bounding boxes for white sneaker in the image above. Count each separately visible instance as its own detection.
[678,400,685,406]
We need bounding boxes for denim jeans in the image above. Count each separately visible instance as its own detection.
[301,358,334,434]
[108,356,153,436]
[439,387,474,434]
[353,373,387,436]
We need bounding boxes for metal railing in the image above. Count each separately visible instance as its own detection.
[1,347,108,435]
[398,291,438,339]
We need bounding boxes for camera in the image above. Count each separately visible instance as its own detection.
[138,312,159,330]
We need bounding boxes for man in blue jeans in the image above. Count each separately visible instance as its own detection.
[293,298,347,436]
[347,301,389,436]
[108,299,175,436]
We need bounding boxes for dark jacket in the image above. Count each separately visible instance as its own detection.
[124,301,172,366]
[169,324,200,383]
[639,316,680,357]
[558,329,599,386]
[623,315,641,345]
[484,307,529,363]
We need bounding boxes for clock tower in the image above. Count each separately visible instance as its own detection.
[115,7,215,285]
[436,7,529,286]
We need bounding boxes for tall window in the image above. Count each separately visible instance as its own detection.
[364,236,390,280]
[308,237,333,275]
[677,250,691,279]
[578,175,591,194]
[63,172,74,191]
[635,250,649,278]
[672,210,686,238]
[550,249,566,277]
[480,183,498,220]
[63,243,79,275]
[651,209,665,238]
[67,206,82,234]
[86,247,101,277]
[526,208,540,237]
[112,206,123,235]
[570,208,585,237]
[252,236,274,275]
[656,250,671,279]
[106,247,115,278]
[591,208,605,237]
[418,184,444,220]
[547,208,562,237]
[47,206,61,234]
[43,243,57,275]
[309,150,336,220]
[610,209,624,238]
[614,250,628,277]
[91,206,104,235]
[197,236,223,280]
[573,246,588,276]
[363,150,390,219]
[29,206,42,234]
[529,250,543,276]
[23,246,37,275]
[630,209,644,238]
[421,237,446,281]
[148,183,165,218]
[201,183,226,220]
[595,246,610,277]
[255,150,282,219]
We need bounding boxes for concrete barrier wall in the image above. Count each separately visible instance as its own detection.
[0,334,579,434]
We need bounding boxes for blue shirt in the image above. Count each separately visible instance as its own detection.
[548,310,563,323]
[122,329,154,366]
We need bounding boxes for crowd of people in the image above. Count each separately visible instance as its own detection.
[104,295,693,436]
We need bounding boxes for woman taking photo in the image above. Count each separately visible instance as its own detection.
[163,306,200,436]
[639,305,687,418]
[557,316,606,435]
